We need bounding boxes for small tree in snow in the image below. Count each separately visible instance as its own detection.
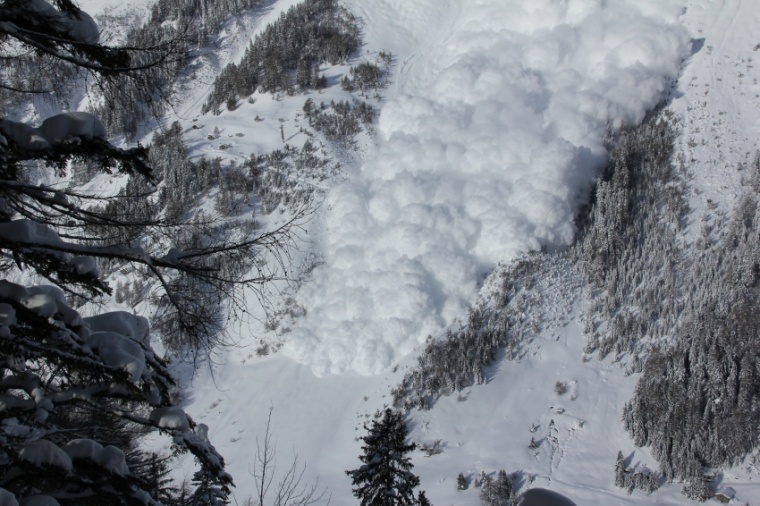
[479,470,513,506]
[346,409,426,505]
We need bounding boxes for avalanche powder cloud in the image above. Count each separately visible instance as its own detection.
[284,0,690,376]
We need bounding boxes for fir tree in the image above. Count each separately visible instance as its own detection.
[479,470,513,506]
[346,409,426,505]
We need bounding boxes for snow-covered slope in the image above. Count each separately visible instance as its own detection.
[83,0,760,503]
[671,0,760,240]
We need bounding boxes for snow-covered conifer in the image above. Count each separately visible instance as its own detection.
[346,409,426,505]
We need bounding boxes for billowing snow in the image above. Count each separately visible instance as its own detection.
[283,0,691,376]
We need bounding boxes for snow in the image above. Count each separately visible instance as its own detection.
[19,440,73,471]
[14,0,758,503]
[86,331,146,382]
[25,286,82,327]
[0,220,64,248]
[27,0,99,44]
[38,112,106,144]
[0,113,106,151]
[283,0,690,376]
[0,303,16,326]
[0,489,19,506]
[0,395,36,413]
[84,311,150,346]
[17,497,61,506]
[72,256,98,276]
[149,406,190,431]
[62,439,130,476]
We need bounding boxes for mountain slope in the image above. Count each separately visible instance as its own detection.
[76,0,760,504]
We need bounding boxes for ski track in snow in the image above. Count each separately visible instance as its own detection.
[282,0,691,376]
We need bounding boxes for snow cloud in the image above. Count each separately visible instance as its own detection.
[284,0,690,375]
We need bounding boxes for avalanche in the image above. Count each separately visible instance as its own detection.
[283,0,691,376]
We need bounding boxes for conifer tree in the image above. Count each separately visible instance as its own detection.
[346,409,426,505]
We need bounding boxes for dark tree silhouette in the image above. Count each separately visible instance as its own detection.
[346,409,426,506]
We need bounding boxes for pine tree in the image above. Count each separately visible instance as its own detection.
[614,451,626,488]
[346,409,426,505]
[479,470,513,506]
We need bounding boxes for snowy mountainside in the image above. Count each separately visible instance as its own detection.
[671,0,760,240]
[79,0,760,504]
